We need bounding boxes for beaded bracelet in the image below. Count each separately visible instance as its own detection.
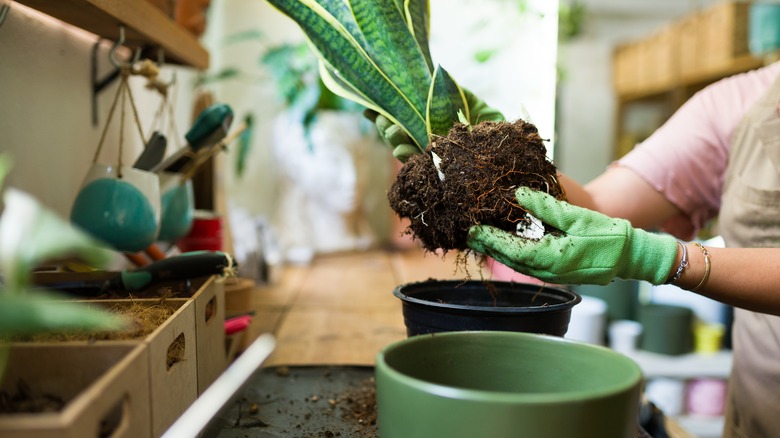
[691,242,711,292]
[667,240,688,284]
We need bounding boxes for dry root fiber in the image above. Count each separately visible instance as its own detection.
[388,119,566,253]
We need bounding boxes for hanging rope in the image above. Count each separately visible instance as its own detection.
[91,60,160,178]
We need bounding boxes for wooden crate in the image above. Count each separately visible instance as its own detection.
[117,299,198,436]
[700,1,749,71]
[32,273,228,396]
[0,343,152,438]
[678,11,705,79]
[613,42,642,95]
[189,276,227,395]
[644,24,679,89]
[6,299,198,437]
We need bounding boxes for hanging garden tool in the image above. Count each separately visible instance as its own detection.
[150,102,235,174]
[140,58,199,247]
[70,27,162,254]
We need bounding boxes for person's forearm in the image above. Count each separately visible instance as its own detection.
[556,172,597,210]
[667,243,780,316]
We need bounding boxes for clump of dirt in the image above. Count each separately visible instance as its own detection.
[388,119,566,253]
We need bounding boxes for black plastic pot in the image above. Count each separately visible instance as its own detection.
[394,280,581,337]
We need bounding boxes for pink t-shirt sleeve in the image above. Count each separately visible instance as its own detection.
[617,61,780,239]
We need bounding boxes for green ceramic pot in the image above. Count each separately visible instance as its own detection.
[376,331,643,438]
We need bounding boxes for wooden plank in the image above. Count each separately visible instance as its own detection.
[264,307,405,367]
[252,264,309,307]
[238,307,285,352]
[665,417,697,438]
[15,0,209,69]
[292,251,399,310]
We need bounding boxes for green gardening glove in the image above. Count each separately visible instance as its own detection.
[363,109,420,163]
[363,88,505,162]
[466,187,679,285]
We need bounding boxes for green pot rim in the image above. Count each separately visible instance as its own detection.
[376,331,643,405]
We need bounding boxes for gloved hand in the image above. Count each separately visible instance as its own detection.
[466,187,679,285]
[363,88,505,162]
[362,109,420,162]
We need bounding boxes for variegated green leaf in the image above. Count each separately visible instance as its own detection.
[402,0,433,72]
[267,0,429,150]
[349,0,431,113]
[427,65,468,137]
[319,61,426,150]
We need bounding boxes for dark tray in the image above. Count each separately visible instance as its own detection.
[202,366,377,438]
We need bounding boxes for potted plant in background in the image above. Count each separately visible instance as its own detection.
[263,41,390,263]
[263,0,580,335]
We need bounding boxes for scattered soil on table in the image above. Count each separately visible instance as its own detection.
[388,119,565,255]
[233,368,378,437]
[339,376,377,431]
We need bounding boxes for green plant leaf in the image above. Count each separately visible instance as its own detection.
[350,0,431,113]
[265,0,430,151]
[0,189,113,293]
[0,154,10,188]
[195,68,242,87]
[474,48,497,63]
[223,29,265,44]
[0,293,126,336]
[236,114,254,178]
[398,0,433,72]
[426,65,467,137]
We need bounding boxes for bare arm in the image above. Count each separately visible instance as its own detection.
[558,167,681,230]
[671,245,780,316]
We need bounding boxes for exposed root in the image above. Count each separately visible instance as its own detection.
[388,119,565,256]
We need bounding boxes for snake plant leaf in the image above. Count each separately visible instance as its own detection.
[318,53,430,151]
[0,188,113,293]
[266,0,430,151]
[427,65,468,137]
[350,0,431,113]
[398,0,433,72]
[0,293,127,336]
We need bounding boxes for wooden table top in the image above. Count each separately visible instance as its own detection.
[245,247,487,367]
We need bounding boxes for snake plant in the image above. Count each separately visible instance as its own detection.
[265,0,503,154]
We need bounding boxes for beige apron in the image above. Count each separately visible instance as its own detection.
[719,71,780,438]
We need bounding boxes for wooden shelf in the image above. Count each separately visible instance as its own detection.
[14,0,209,69]
[618,55,766,102]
